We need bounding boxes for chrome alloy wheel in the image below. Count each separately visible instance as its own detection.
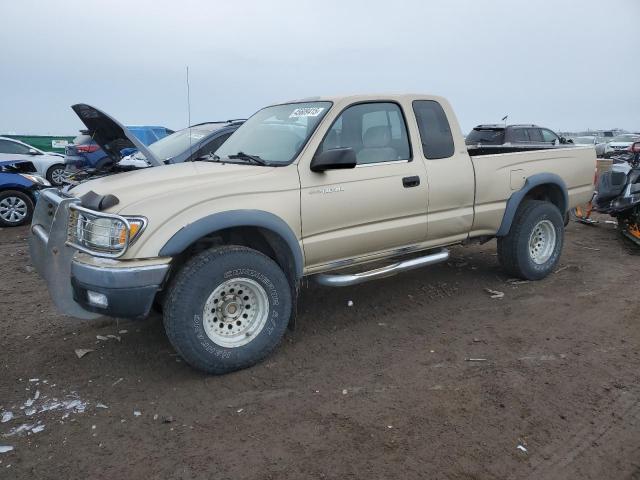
[50,167,66,185]
[528,219,556,264]
[0,196,28,224]
[202,278,269,348]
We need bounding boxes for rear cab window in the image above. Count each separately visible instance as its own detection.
[465,128,505,147]
[413,101,455,158]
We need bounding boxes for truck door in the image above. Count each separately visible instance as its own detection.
[299,101,429,268]
[412,100,475,243]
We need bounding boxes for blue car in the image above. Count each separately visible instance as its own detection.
[65,105,173,171]
[0,160,50,227]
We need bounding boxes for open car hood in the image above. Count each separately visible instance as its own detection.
[71,104,162,166]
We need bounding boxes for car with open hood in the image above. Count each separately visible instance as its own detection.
[64,104,242,183]
[64,104,173,174]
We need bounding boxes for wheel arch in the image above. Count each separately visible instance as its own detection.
[159,210,304,281]
[497,173,568,237]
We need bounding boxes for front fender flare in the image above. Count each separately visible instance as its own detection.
[496,173,568,237]
[158,210,304,278]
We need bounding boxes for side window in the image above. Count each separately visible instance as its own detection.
[541,129,559,144]
[319,102,410,164]
[510,128,528,143]
[412,100,455,159]
[203,132,232,156]
[526,128,543,142]
[0,139,31,154]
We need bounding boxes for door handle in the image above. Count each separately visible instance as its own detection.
[402,176,420,188]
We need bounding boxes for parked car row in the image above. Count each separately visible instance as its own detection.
[0,137,66,186]
[464,124,573,153]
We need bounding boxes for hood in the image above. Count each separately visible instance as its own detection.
[608,141,634,147]
[71,104,162,166]
[69,161,277,212]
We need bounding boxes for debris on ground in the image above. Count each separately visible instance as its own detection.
[342,389,348,395]
[484,288,504,299]
[74,349,94,359]
[506,278,529,285]
[96,403,109,409]
[0,446,13,453]
[347,300,354,307]
[133,410,142,417]
[111,378,124,387]
[2,411,14,423]
[517,444,527,453]
[465,358,488,362]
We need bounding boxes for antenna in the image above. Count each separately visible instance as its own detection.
[501,114,508,127]
[186,65,192,157]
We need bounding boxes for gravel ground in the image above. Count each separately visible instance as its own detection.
[1,219,639,479]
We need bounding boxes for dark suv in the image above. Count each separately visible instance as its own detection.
[465,124,571,150]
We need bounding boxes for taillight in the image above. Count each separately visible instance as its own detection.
[76,144,100,153]
[630,142,640,153]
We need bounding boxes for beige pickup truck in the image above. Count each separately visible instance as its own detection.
[29,94,595,373]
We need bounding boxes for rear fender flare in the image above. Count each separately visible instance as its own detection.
[497,173,568,236]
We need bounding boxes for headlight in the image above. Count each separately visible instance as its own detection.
[20,174,51,186]
[68,207,147,257]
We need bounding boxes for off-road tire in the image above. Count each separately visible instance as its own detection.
[497,200,564,280]
[0,190,34,227]
[163,245,292,374]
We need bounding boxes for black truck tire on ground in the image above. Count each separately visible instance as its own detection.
[497,200,564,280]
[163,245,292,374]
[0,190,34,227]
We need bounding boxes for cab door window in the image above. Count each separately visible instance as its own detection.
[541,129,560,144]
[319,102,411,164]
[526,128,544,143]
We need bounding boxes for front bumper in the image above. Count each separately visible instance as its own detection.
[29,188,170,319]
[70,256,169,318]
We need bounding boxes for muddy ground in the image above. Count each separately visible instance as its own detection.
[0,219,639,480]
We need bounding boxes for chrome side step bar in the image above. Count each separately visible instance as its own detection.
[314,249,449,287]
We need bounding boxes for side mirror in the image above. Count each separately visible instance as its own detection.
[28,148,41,155]
[310,147,357,172]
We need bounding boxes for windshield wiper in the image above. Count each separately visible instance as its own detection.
[192,153,222,162]
[228,151,267,166]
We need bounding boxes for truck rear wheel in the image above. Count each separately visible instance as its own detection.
[163,246,292,374]
[497,200,564,280]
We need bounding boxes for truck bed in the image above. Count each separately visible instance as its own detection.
[468,146,596,237]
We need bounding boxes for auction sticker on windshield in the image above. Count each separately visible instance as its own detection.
[289,107,325,118]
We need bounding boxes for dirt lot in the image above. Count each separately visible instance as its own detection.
[1,219,639,480]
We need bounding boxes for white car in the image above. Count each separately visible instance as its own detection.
[604,134,640,158]
[0,137,67,186]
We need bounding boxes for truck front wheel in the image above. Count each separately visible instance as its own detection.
[497,200,564,280]
[163,246,292,374]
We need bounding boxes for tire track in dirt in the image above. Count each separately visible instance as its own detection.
[524,388,640,480]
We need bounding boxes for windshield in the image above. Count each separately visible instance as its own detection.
[215,102,332,164]
[147,127,216,161]
[465,128,505,145]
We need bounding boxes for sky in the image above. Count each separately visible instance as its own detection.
[2,0,639,135]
